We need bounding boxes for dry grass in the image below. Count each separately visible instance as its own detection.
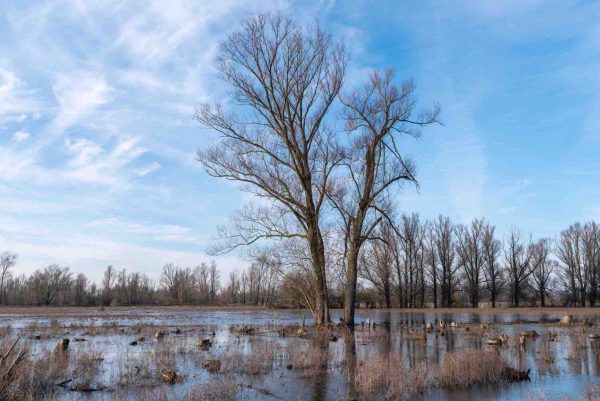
[185,378,238,401]
[354,353,430,400]
[286,344,329,376]
[436,349,505,389]
[72,349,103,390]
[0,337,72,401]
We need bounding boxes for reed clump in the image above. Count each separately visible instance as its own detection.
[436,349,505,389]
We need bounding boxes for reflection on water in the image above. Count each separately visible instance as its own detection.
[3,308,600,400]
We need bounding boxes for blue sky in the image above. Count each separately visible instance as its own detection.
[1,0,599,282]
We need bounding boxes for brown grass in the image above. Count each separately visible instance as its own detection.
[185,378,238,401]
[354,353,429,400]
[286,344,329,376]
[436,349,505,389]
[72,349,103,390]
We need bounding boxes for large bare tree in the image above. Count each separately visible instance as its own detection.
[329,71,438,325]
[197,14,345,324]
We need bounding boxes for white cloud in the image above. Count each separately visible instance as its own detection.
[50,72,112,133]
[0,67,38,118]
[62,137,147,186]
[12,131,30,142]
[136,162,161,177]
[87,217,202,244]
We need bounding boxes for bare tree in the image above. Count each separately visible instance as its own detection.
[209,261,219,303]
[456,219,486,308]
[556,222,600,306]
[102,265,116,306]
[197,13,345,325]
[73,273,88,306]
[0,251,17,305]
[328,70,439,325]
[29,265,71,306]
[359,224,395,308]
[530,238,555,307]
[504,228,536,307]
[161,264,195,304]
[482,223,502,307]
[581,222,600,306]
[424,224,439,307]
[433,216,459,307]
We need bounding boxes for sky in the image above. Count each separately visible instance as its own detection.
[1,0,599,283]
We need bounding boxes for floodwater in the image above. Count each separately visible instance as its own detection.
[3,308,600,401]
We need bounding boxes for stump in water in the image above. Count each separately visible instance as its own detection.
[199,339,212,351]
[240,326,255,335]
[55,338,69,352]
[160,370,179,384]
[520,330,539,338]
[129,341,138,346]
[503,367,530,382]
[203,359,221,373]
[560,315,573,326]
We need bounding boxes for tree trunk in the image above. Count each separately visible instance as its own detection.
[540,290,545,307]
[432,273,438,308]
[344,239,360,326]
[308,222,329,326]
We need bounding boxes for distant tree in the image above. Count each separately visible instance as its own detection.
[433,216,459,307]
[73,273,88,306]
[456,219,486,308]
[556,222,600,306]
[504,228,536,307]
[530,238,555,307]
[29,265,71,306]
[102,265,116,306]
[359,224,395,308]
[424,224,439,307]
[160,264,194,304]
[482,223,503,307]
[209,261,219,303]
[0,251,17,305]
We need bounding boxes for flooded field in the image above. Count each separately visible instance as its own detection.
[2,307,600,401]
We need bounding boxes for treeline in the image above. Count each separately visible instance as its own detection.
[0,254,280,307]
[1,217,598,308]
[350,216,599,309]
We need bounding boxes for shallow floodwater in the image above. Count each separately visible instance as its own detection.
[3,308,600,401]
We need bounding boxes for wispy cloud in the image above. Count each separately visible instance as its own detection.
[50,72,112,134]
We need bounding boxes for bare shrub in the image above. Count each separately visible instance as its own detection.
[354,354,429,400]
[436,349,504,389]
[0,338,29,401]
[584,383,600,401]
[72,349,103,390]
[29,349,70,400]
[185,378,238,401]
[287,344,328,375]
[355,354,390,395]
